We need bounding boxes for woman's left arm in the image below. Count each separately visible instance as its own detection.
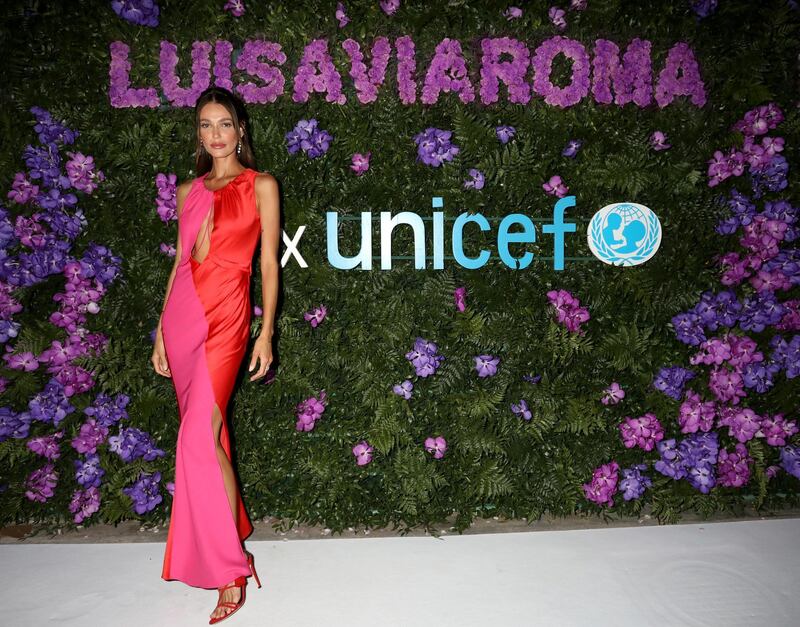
[249,172,280,380]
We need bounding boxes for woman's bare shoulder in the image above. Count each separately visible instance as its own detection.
[253,170,278,191]
[254,169,277,182]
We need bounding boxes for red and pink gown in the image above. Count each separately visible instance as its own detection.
[160,167,260,589]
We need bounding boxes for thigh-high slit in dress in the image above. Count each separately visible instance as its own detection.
[160,167,260,589]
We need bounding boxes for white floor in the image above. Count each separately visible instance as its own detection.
[1,518,797,626]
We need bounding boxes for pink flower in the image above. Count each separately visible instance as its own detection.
[650,131,671,151]
[353,440,374,465]
[454,286,467,312]
[543,175,569,198]
[504,6,522,19]
[582,461,620,507]
[223,0,246,17]
[548,7,567,30]
[304,305,327,328]
[335,2,349,28]
[380,0,400,15]
[351,152,371,175]
[424,436,447,459]
[601,382,625,405]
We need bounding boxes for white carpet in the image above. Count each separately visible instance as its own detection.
[1,518,797,626]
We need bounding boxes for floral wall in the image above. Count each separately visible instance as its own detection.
[1,0,799,534]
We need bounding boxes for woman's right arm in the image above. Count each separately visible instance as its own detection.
[157,180,192,335]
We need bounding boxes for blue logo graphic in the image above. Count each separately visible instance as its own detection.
[587,202,662,266]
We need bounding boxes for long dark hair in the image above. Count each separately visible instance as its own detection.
[193,87,257,175]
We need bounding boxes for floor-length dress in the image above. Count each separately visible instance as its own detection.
[160,167,260,589]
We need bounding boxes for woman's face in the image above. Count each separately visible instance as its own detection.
[198,102,241,156]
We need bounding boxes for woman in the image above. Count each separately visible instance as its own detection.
[150,86,280,624]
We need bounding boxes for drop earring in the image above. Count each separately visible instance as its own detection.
[237,140,242,156]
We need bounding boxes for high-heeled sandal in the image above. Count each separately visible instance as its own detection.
[244,549,262,588]
[209,576,247,625]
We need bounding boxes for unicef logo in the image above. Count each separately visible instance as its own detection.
[587,202,662,266]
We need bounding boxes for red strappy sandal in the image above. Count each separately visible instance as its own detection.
[245,550,262,588]
[209,576,247,625]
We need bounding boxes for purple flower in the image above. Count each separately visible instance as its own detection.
[107,426,165,462]
[393,379,413,400]
[155,172,177,223]
[353,440,373,465]
[24,462,58,502]
[474,354,500,378]
[335,2,349,28]
[295,390,327,432]
[3,349,39,371]
[83,392,130,428]
[286,119,333,159]
[652,365,696,400]
[110,0,159,28]
[619,412,664,451]
[454,286,467,312]
[546,288,590,334]
[351,152,371,175]
[678,390,715,433]
[650,131,671,151]
[757,412,798,446]
[495,125,516,144]
[543,175,569,198]
[0,407,32,443]
[69,486,101,524]
[405,337,445,377]
[510,399,532,421]
[548,7,567,30]
[424,436,447,459]
[717,443,752,487]
[601,381,625,405]
[741,360,781,393]
[413,127,460,167]
[708,366,747,405]
[122,470,163,514]
[463,168,485,190]
[223,1,245,17]
[503,6,523,20]
[691,0,718,19]
[655,439,688,480]
[619,464,652,501]
[732,103,784,137]
[750,155,789,199]
[304,304,327,328]
[562,139,582,158]
[780,445,800,479]
[583,461,620,507]
[74,452,105,488]
[379,0,400,15]
[28,379,75,427]
[71,418,109,455]
[27,431,65,460]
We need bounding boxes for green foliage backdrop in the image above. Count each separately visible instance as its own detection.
[1,0,798,533]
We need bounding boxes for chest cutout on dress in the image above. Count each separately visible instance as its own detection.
[191,203,214,265]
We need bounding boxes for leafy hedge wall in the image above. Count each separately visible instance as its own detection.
[1,0,798,534]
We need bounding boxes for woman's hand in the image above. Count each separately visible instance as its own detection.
[248,335,272,381]
[151,329,171,377]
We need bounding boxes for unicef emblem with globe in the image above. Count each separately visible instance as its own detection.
[587,202,662,266]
